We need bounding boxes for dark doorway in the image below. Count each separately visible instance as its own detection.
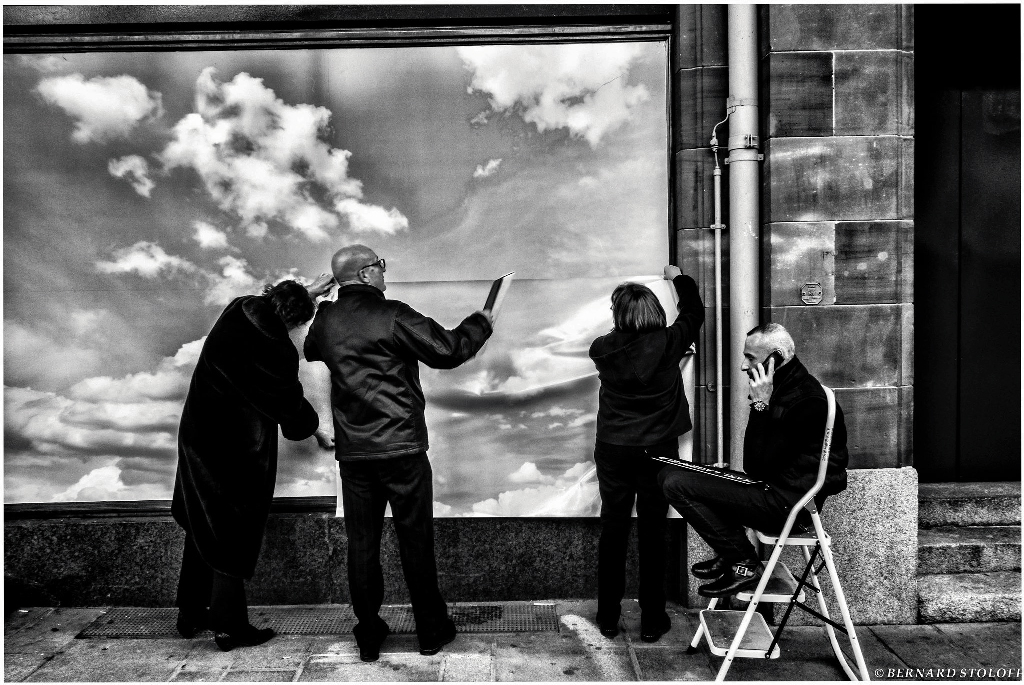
[915,5,1021,482]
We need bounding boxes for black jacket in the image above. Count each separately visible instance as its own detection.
[588,275,705,446]
[743,356,849,505]
[172,295,319,578]
[304,284,492,460]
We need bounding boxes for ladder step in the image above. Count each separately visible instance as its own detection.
[736,562,806,603]
[699,610,781,659]
[756,527,828,545]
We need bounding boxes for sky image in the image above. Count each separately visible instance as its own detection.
[4,41,671,514]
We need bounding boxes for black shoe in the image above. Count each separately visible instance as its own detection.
[176,608,209,639]
[354,620,390,663]
[690,555,729,580]
[598,620,619,638]
[640,614,671,643]
[419,619,457,656]
[213,625,275,652]
[697,560,763,598]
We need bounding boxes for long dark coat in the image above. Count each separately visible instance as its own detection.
[172,295,319,579]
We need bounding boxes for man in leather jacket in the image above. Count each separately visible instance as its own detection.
[304,244,492,661]
[658,322,848,597]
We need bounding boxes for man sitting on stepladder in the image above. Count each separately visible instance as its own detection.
[658,322,849,597]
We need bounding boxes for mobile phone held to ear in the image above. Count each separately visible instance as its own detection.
[748,350,784,379]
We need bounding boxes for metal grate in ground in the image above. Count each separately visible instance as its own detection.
[77,603,559,638]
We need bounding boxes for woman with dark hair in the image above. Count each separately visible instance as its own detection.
[172,275,334,651]
[588,265,704,642]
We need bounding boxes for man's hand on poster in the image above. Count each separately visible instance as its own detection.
[479,309,495,327]
[314,427,335,450]
[306,273,336,299]
[663,264,682,280]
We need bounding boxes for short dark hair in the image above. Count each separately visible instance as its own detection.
[611,282,666,332]
[262,280,314,329]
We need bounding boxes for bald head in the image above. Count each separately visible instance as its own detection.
[332,244,377,282]
[331,244,386,291]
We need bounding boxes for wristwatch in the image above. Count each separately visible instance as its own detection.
[752,400,769,412]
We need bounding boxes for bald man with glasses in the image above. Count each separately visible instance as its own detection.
[304,244,493,662]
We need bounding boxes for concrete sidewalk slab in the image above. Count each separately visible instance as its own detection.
[5,601,1022,682]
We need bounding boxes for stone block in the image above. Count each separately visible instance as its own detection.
[898,136,914,219]
[765,137,906,223]
[767,304,910,388]
[764,221,836,307]
[901,4,914,50]
[674,148,726,230]
[676,227,728,305]
[765,52,834,138]
[766,4,901,52]
[674,65,728,150]
[835,51,914,136]
[918,482,1022,528]
[834,220,913,304]
[674,3,727,69]
[898,385,913,467]
[918,572,1022,623]
[833,387,900,468]
[792,467,919,624]
[918,526,1021,575]
[249,515,334,605]
[3,518,184,606]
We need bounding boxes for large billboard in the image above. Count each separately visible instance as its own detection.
[4,42,670,514]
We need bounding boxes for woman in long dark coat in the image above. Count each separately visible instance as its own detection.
[172,277,332,651]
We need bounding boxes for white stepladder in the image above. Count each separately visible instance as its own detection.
[687,386,872,681]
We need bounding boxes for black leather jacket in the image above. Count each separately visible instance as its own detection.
[588,275,705,446]
[304,284,492,460]
[743,356,849,505]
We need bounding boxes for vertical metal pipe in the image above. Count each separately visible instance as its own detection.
[713,163,725,467]
[726,4,761,469]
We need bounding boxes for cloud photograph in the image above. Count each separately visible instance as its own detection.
[4,42,669,515]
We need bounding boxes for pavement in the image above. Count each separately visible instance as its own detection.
[5,600,1021,682]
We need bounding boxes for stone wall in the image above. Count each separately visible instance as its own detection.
[3,505,686,609]
[760,4,915,469]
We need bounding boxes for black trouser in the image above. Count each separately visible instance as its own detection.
[658,466,807,565]
[176,533,249,632]
[594,440,671,627]
[338,452,449,644]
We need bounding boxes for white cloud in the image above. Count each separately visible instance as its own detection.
[95,241,198,279]
[5,386,177,459]
[68,336,203,403]
[51,462,167,502]
[508,461,554,485]
[471,462,599,516]
[108,155,155,197]
[158,67,408,241]
[333,198,409,235]
[473,158,502,179]
[204,255,260,305]
[192,220,230,250]
[94,238,261,305]
[36,73,163,144]
[457,44,650,147]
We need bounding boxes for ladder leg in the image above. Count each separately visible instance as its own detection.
[800,544,856,680]
[689,597,718,651]
[816,526,872,681]
[715,545,784,682]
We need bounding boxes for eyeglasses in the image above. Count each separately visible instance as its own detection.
[359,257,385,273]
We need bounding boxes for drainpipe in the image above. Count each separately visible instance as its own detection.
[726,4,761,470]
